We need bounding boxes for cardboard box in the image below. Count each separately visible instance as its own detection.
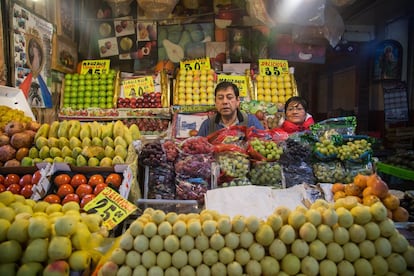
[0,85,36,120]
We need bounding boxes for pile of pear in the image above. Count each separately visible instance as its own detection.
[25,120,141,167]
[96,198,413,275]
[0,191,108,275]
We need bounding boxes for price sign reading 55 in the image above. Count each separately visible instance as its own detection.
[83,187,137,230]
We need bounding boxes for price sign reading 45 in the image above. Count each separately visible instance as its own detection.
[258,59,289,76]
[83,187,137,230]
[180,57,210,71]
[80,59,111,75]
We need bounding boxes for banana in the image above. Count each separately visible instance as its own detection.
[79,123,91,140]
[68,120,81,138]
[34,123,50,140]
[90,121,102,139]
[57,120,69,138]
[48,121,60,138]
[113,120,125,138]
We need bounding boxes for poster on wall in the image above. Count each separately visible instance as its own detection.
[373,39,402,81]
[383,81,409,123]
[12,3,54,108]
[158,23,214,64]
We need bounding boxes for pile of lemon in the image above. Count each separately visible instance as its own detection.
[255,74,297,105]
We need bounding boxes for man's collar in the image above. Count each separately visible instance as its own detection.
[215,109,245,124]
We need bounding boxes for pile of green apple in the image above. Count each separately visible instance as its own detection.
[0,192,108,275]
[61,70,117,110]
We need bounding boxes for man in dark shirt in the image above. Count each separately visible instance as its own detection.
[197,81,264,137]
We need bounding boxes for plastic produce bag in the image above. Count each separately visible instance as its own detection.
[247,137,284,162]
[273,0,326,26]
[313,161,346,183]
[145,163,175,200]
[179,136,214,155]
[174,153,214,179]
[138,140,166,167]
[310,116,357,138]
[282,161,316,188]
[342,160,374,184]
[207,125,247,147]
[249,161,282,187]
[175,177,209,204]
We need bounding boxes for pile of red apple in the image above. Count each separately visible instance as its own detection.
[117,92,162,108]
[122,118,169,133]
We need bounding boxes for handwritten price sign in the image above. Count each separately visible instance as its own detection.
[180,57,210,71]
[258,59,289,76]
[122,76,155,98]
[217,74,249,98]
[83,187,137,230]
[80,59,111,75]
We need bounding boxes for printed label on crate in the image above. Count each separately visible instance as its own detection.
[122,76,155,98]
[217,74,249,97]
[83,187,137,230]
[80,59,111,74]
[180,57,211,71]
[258,59,289,76]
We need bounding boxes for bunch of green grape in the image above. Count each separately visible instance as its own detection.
[0,106,33,130]
[314,137,338,156]
[250,138,283,161]
[249,162,282,187]
[216,152,250,178]
[337,139,371,161]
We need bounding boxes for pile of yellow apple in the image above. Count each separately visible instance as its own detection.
[174,69,216,106]
[255,74,297,105]
[0,191,108,275]
[95,199,413,275]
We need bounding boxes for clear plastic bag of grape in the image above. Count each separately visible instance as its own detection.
[312,161,346,183]
[282,161,316,188]
[249,161,282,188]
[175,177,209,204]
[342,160,374,183]
[179,136,214,154]
[138,140,167,167]
[247,137,284,162]
[310,116,357,138]
[174,153,214,179]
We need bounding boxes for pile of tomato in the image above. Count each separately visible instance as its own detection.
[0,170,42,199]
[44,172,123,208]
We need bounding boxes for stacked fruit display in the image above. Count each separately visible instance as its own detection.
[255,74,297,106]
[117,92,162,108]
[174,69,216,106]
[27,120,140,166]
[61,70,117,110]
[0,192,109,275]
[95,200,414,275]
[331,173,410,222]
[122,117,169,135]
[0,119,41,167]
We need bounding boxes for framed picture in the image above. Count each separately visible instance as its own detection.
[56,0,75,40]
[51,35,78,73]
[373,39,402,81]
[227,26,252,63]
[25,35,45,77]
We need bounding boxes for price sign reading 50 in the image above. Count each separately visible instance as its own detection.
[180,57,210,71]
[83,187,137,230]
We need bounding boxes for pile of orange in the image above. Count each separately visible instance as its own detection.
[331,173,409,222]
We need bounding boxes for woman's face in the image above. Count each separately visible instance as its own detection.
[285,101,306,124]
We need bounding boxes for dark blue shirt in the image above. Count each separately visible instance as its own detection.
[197,110,264,137]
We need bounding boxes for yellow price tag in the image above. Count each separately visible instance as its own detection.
[180,57,211,71]
[217,74,249,98]
[258,59,289,76]
[80,59,111,75]
[122,76,155,98]
[83,187,137,230]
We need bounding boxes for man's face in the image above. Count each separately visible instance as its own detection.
[215,87,240,117]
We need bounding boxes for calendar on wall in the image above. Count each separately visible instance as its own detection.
[383,81,409,123]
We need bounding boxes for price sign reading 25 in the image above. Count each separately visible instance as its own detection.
[83,187,137,230]
[180,57,211,71]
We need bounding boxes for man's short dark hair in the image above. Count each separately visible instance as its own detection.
[285,96,309,112]
[214,81,239,98]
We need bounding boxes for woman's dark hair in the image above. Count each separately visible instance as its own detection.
[214,81,239,97]
[285,96,309,112]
